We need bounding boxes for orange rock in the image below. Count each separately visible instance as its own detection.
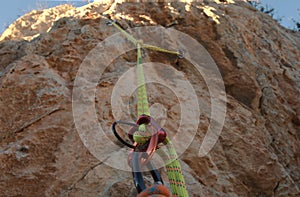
[0,1,299,196]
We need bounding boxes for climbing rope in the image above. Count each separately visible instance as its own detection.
[109,20,188,197]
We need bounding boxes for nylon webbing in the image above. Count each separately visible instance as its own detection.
[109,20,188,197]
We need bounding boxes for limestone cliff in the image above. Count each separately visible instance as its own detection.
[0,1,299,196]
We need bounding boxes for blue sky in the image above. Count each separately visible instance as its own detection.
[0,0,299,34]
[258,0,299,29]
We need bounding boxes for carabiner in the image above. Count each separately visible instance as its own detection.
[112,121,137,149]
[131,151,164,193]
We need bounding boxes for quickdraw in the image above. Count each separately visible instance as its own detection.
[109,19,189,197]
[112,116,166,194]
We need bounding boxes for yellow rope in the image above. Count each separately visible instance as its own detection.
[164,138,189,197]
[110,21,137,45]
[136,42,150,117]
[109,20,188,197]
[143,44,180,56]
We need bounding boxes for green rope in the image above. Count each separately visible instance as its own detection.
[136,42,150,117]
[134,42,151,144]
[109,20,188,197]
[143,43,180,56]
[110,21,137,45]
[164,138,189,197]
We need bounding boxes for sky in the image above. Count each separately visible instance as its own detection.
[257,0,299,29]
[0,0,299,34]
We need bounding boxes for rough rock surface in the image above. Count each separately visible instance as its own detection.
[0,0,300,196]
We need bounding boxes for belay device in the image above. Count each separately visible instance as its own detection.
[109,20,189,197]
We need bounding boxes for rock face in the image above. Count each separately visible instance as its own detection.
[0,1,299,196]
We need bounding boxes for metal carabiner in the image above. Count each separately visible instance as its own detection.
[105,19,116,26]
[111,117,169,195]
[112,120,137,149]
[131,151,164,193]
